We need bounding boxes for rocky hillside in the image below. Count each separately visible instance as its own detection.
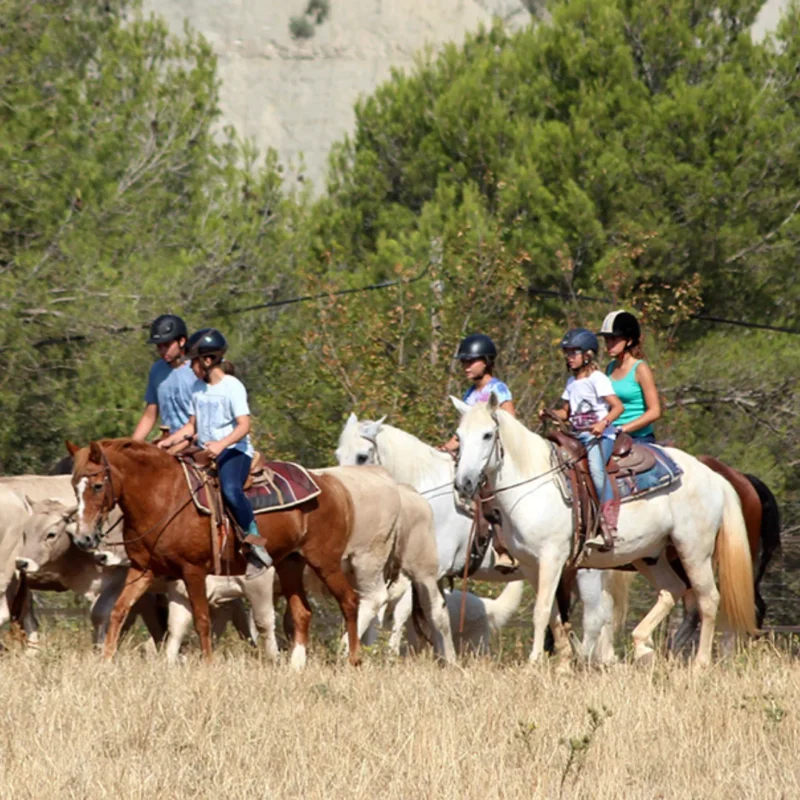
[143,0,788,190]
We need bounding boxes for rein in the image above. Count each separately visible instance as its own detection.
[78,445,204,548]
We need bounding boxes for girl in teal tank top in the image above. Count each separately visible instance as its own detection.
[597,310,661,442]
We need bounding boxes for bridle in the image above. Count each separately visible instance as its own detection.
[76,443,196,547]
[77,447,120,540]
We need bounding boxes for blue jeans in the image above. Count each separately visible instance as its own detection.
[217,448,254,530]
[576,432,615,504]
[633,432,656,444]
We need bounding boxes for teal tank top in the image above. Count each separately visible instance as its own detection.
[606,360,655,438]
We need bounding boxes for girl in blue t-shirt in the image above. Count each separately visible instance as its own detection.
[159,328,272,575]
[441,334,515,455]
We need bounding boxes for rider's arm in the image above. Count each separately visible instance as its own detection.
[548,401,570,422]
[215,415,250,450]
[620,362,662,434]
[499,400,516,417]
[158,417,196,449]
[603,394,624,427]
[132,404,159,442]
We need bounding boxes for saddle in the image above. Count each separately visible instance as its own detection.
[546,429,682,560]
[174,447,322,575]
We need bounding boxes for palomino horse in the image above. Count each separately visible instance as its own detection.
[336,413,619,664]
[451,396,756,666]
[68,439,365,664]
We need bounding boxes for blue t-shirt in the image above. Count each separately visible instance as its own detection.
[190,375,254,457]
[144,361,196,434]
[463,377,513,406]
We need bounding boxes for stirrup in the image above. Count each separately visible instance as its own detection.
[493,547,518,572]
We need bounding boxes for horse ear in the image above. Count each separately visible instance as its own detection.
[450,396,470,416]
[375,415,387,429]
[359,420,381,442]
[62,505,78,522]
[346,412,359,430]
[88,441,104,464]
[488,392,499,412]
[65,440,80,456]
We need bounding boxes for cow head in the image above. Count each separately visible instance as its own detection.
[16,499,77,575]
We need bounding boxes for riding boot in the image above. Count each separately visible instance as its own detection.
[244,520,273,578]
[586,500,620,552]
[490,523,518,572]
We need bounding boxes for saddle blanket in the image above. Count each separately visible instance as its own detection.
[181,459,321,516]
[614,444,683,503]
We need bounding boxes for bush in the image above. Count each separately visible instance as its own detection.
[306,0,331,25]
[289,15,315,39]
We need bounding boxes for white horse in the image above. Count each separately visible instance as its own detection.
[451,395,756,666]
[336,413,619,664]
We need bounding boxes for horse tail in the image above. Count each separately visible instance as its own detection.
[409,582,436,649]
[715,478,757,635]
[745,473,781,627]
[609,570,634,637]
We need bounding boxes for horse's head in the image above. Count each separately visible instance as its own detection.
[335,412,387,467]
[66,440,120,551]
[451,394,503,499]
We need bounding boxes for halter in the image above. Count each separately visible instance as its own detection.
[78,445,119,535]
[358,430,382,466]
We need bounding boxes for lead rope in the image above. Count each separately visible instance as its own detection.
[458,496,483,633]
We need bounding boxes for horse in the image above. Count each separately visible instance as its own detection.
[451,395,756,667]
[336,413,620,664]
[67,438,366,665]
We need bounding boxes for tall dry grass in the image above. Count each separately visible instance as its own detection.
[0,626,799,800]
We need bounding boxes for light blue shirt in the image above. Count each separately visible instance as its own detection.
[190,375,254,457]
[463,377,513,406]
[144,361,196,434]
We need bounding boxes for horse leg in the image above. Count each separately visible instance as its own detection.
[630,556,688,664]
[575,569,616,665]
[410,576,456,664]
[527,554,569,664]
[164,591,194,663]
[244,569,279,661]
[230,598,260,649]
[276,556,313,671]
[103,566,155,660]
[392,585,414,655]
[314,567,361,667]
[181,567,214,662]
[675,558,720,668]
[670,590,700,655]
[133,594,167,654]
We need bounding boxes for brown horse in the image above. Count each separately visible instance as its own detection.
[67,438,362,664]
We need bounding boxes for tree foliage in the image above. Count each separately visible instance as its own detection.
[1,0,798,541]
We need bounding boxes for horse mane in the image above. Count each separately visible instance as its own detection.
[460,404,551,478]
[73,438,171,473]
[369,423,454,486]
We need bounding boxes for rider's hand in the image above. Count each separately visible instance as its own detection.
[156,438,172,450]
[588,420,607,437]
[538,408,548,421]
[204,441,225,458]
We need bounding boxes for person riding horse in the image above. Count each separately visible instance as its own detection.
[440,333,516,569]
[158,328,273,577]
[598,310,661,443]
[541,328,624,550]
[132,314,196,443]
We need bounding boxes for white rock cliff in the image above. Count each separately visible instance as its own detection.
[142,0,789,190]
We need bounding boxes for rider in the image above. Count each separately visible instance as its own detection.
[132,314,196,443]
[441,333,516,569]
[541,328,624,550]
[158,328,273,576]
[441,334,515,454]
[597,310,661,444]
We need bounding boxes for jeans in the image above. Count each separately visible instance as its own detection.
[217,447,254,530]
[633,432,657,444]
[576,432,615,504]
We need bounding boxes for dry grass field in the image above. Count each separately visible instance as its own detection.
[1,619,799,800]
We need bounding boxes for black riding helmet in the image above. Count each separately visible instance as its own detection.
[560,328,599,354]
[597,310,641,346]
[185,328,228,361]
[148,314,188,345]
[456,334,498,363]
